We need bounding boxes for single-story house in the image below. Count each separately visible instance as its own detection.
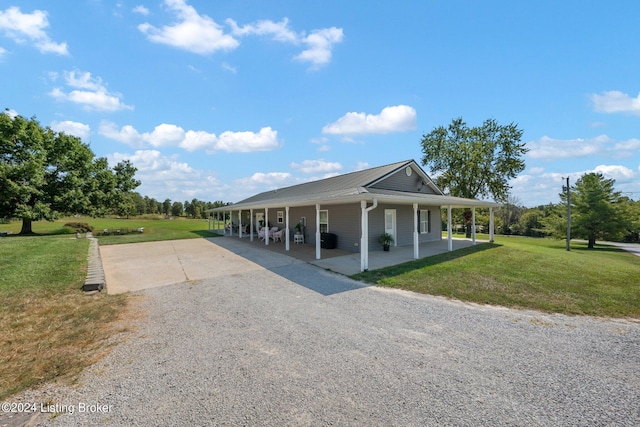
[206,159,500,272]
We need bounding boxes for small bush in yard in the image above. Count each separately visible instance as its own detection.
[63,222,94,233]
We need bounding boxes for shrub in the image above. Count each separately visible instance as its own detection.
[63,222,94,233]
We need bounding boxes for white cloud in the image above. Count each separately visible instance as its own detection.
[227,17,297,43]
[108,149,228,200]
[353,161,371,171]
[211,127,280,153]
[291,159,342,174]
[138,0,238,55]
[100,121,281,153]
[591,164,635,182]
[137,2,342,68]
[49,70,133,112]
[526,135,611,160]
[147,123,186,147]
[0,6,68,55]
[241,172,292,186]
[2,108,18,118]
[0,45,6,57]
[132,5,150,16]
[50,120,90,140]
[221,62,236,73]
[295,27,343,69]
[592,90,640,115]
[322,105,417,135]
[614,138,640,151]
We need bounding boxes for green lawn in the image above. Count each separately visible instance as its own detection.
[0,216,221,245]
[353,236,640,318]
[0,235,129,399]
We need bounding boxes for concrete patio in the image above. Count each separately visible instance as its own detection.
[213,233,489,276]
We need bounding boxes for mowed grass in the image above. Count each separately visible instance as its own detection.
[0,235,130,399]
[0,216,222,399]
[353,236,640,318]
[0,215,221,245]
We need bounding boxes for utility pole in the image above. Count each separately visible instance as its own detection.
[563,177,571,251]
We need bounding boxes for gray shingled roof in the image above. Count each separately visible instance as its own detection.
[237,160,414,204]
[209,160,500,210]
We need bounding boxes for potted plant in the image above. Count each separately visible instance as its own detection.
[378,233,394,251]
[294,222,303,234]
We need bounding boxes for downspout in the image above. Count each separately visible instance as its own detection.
[360,198,378,272]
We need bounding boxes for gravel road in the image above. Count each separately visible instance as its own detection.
[5,241,640,426]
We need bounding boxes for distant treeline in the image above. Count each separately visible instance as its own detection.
[127,193,230,219]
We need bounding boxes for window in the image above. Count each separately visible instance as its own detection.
[319,210,328,233]
[277,211,284,224]
[419,209,431,234]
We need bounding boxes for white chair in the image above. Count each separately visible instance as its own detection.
[269,227,280,241]
[273,228,286,242]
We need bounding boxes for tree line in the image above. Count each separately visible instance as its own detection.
[451,174,640,245]
[122,195,230,219]
[0,112,230,234]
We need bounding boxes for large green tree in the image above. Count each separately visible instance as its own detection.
[421,117,528,236]
[567,173,630,248]
[0,112,140,234]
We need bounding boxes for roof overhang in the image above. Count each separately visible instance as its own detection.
[205,188,500,212]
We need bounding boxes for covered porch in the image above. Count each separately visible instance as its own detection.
[210,232,486,276]
[207,200,498,273]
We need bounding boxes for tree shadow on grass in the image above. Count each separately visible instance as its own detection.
[352,243,501,283]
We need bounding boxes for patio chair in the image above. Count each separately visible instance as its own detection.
[269,227,279,241]
[273,228,285,242]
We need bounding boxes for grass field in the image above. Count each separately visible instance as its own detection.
[0,215,222,399]
[353,236,640,318]
[0,235,130,399]
[0,215,220,245]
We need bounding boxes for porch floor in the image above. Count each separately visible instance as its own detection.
[212,232,487,276]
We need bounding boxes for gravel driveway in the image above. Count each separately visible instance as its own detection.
[8,239,640,426]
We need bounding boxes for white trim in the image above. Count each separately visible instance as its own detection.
[472,207,476,245]
[447,205,453,251]
[315,204,321,260]
[384,209,397,247]
[250,209,254,241]
[265,208,269,246]
[285,206,290,251]
[413,203,419,259]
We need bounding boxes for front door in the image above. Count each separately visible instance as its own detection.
[384,209,397,246]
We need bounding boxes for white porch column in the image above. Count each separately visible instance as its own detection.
[489,207,495,243]
[250,209,254,241]
[229,211,233,236]
[447,205,453,251]
[472,207,476,245]
[413,203,419,259]
[360,199,378,272]
[265,208,269,246]
[238,210,242,239]
[315,204,321,260]
[361,201,368,272]
[285,206,290,251]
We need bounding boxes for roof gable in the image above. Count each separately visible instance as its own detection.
[367,160,442,195]
[237,160,437,205]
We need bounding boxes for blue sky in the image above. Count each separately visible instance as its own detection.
[1,0,639,207]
